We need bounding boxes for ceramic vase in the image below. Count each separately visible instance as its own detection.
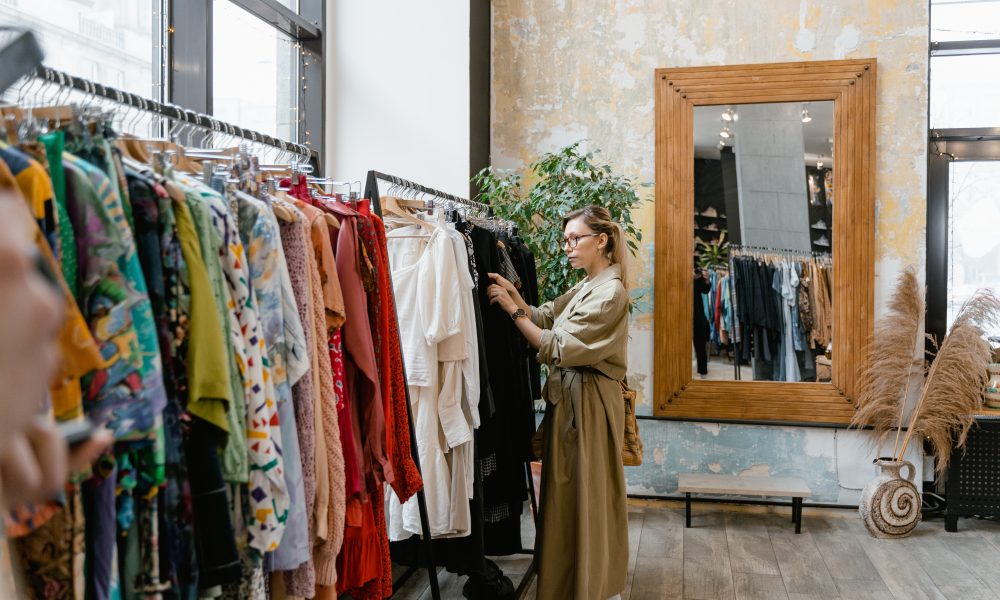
[986,363,1000,409]
[858,458,921,538]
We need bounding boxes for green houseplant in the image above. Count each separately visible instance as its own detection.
[472,141,647,303]
[696,232,729,270]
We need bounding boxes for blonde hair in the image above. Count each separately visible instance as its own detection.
[562,205,630,287]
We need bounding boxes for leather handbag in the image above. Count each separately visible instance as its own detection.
[620,378,643,466]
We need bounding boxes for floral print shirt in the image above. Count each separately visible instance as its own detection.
[64,155,165,440]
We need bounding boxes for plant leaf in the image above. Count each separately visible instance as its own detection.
[849,267,925,450]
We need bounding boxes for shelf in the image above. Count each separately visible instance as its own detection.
[976,406,1000,418]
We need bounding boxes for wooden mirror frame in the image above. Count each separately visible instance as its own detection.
[653,59,876,425]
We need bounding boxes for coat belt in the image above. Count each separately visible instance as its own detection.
[544,366,614,406]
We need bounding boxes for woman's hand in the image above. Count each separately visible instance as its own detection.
[0,197,64,442]
[1,420,113,507]
[487,283,518,314]
[487,273,529,313]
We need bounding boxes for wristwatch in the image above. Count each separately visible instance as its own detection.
[510,308,528,321]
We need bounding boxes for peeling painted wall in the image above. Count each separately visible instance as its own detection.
[493,0,929,504]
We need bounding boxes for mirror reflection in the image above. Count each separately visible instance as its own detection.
[692,101,834,382]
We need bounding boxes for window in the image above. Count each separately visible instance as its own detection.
[931,0,1000,41]
[927,0,1000,347]
[929,0,1000,128]
[946,161,1000,338]
[212,0,299,141]
[4,0,322,164]
[930,54,1000,129]
[0,0,162,98]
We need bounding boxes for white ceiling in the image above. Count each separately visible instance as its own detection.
[693,101,835,167]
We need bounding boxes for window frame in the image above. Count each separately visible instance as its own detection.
[926,5,1000,353]
[168,0,324,168]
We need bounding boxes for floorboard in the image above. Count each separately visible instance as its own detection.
[392,499,1000,600]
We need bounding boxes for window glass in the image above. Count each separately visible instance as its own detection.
[212,0,298,141]
[930,55,1000,129]
[275,0,299,11]
[948,160,1000,339]
[0,0,158,97]
[932,0,1000,42]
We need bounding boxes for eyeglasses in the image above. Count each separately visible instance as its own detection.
[560,233,600,249]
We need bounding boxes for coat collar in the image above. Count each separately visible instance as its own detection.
[586,263,621,288]
[567,263,622,309]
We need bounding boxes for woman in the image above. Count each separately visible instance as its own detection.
[487,205,629,600]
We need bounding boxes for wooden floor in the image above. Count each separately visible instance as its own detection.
[391,498,1000,600]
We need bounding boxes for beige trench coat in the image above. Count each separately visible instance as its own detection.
[531,264,629,600]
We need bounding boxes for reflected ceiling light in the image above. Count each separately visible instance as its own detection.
[719,127,732,139]
[721,107,736,122]
[817,160,824,168]
[718,140,726,148]
[801,109,812,123]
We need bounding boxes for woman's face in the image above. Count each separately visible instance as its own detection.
[562,217,607,271]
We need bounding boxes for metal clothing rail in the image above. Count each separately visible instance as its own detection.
[730,243,831,259]
[18,65,316,161]
[366,170,490,217]
[364,171,442,600]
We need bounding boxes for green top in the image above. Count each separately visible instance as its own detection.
[172,195,233,434]
[184,188,249,482]
[39,131,79,300]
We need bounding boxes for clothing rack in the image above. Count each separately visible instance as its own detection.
[365,170,490,217]
[11,65,316,162]
[730,243,831,260]
[365,170,540,599]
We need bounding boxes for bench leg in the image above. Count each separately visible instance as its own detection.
[685,493,691,528]
[793,498,803,534]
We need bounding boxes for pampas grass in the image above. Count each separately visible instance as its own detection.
[850,267,925,450]
[852,270,1000,479]
[898,290,1000,475]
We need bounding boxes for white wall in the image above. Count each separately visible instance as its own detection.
[325,0,470,197]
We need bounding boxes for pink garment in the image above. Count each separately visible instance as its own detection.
[277,209,318,594]
[322,203,392,496]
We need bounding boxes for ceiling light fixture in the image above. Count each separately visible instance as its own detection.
[801,109,812,123]
[721,107,736,122]
[719,127,732,139]
[817,160,824,168]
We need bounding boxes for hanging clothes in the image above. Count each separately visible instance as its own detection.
[1,104,439,600]
[731,253,830,382]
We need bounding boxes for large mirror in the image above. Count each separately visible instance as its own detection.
[692,101,834,383]
[653,59,877,424]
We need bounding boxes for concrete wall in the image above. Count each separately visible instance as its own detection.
[734,103,812,252]
[324,0,470,197]
[493,0,930,504]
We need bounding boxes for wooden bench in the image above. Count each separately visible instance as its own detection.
[677,474,812,534]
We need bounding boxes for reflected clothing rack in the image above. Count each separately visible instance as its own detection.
[730,243,831,261]
[365,170,540,599]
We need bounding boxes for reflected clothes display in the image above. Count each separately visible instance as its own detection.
[731,253,831,382]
